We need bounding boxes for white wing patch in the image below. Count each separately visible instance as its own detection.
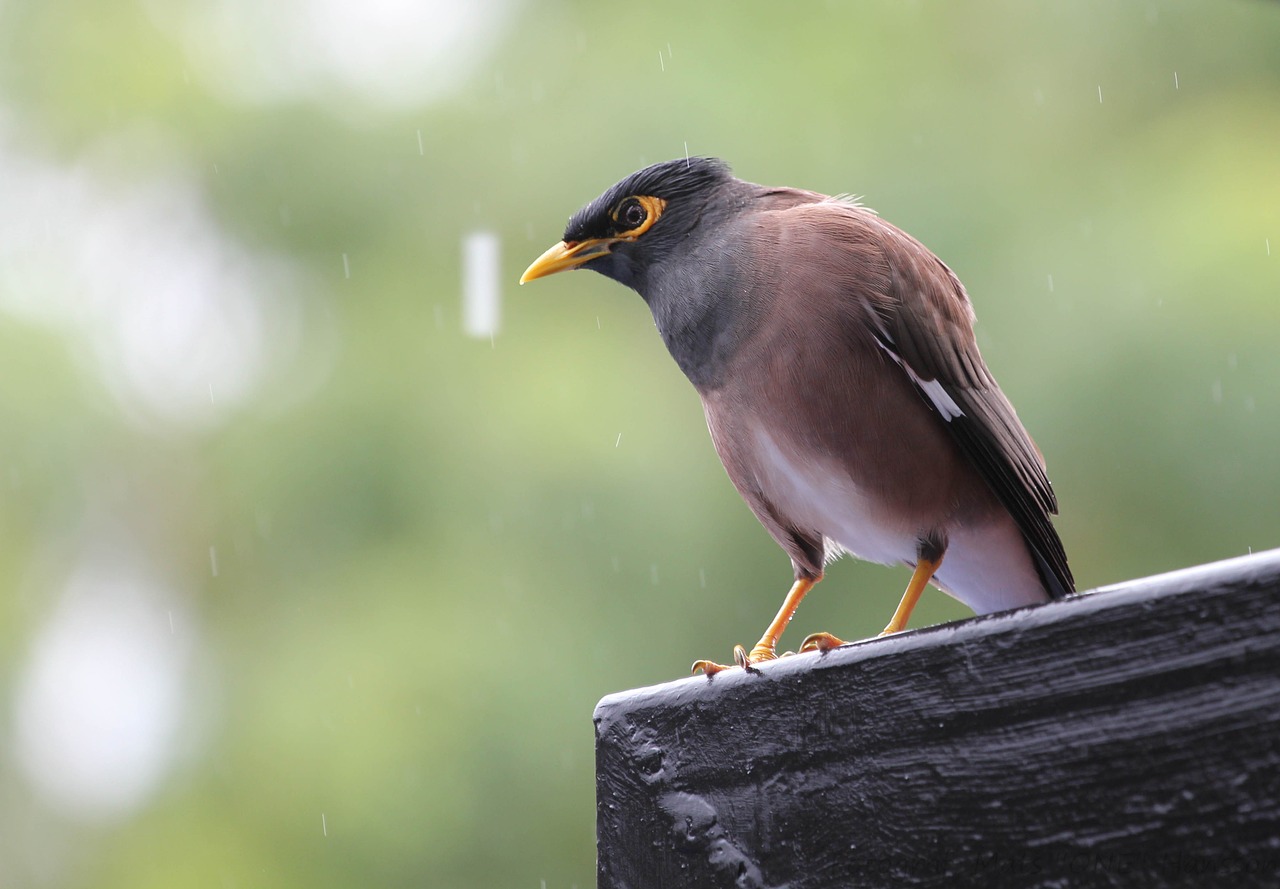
[874,338,965,422]
[913,375,965,421]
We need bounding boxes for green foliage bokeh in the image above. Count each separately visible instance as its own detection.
[1,1,1277,886]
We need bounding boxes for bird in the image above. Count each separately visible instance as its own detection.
[520,157,1072,675]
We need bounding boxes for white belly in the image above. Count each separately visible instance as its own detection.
[931,522,1049,612]
[751,427,917,567]
[751,426,1049,614]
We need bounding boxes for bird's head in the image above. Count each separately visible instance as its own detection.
[520,157,736,291]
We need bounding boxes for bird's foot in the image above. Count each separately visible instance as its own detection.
[691,641,780,676]
[798,631,847,654]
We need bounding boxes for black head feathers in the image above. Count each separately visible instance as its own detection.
[563,157,733,243]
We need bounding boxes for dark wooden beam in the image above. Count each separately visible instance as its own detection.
[594,550,1280,888]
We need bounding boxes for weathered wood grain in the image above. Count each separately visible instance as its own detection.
[595,550,1280,888]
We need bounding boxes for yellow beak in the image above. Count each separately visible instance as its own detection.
[519,237,616,284]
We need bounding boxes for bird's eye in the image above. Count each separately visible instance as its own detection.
[609,195,667,239]
[619,199,647,230]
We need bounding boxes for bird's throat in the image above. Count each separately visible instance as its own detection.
[644,279,746,391]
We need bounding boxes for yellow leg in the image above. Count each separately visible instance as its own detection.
[692,576,820,675]
[745,576,819,662]
[880,554,943,635]
[799,553,945,654]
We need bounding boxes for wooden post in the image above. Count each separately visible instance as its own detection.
[594,550,1280,888]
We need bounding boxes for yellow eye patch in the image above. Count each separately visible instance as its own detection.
[611,195,667,239]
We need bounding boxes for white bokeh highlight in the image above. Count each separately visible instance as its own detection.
[463,231,500,339]
[145,0,515,112]
[0,127,302,429]
[12,559,195,821]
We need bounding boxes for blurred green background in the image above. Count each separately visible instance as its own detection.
[1,0,1277,886]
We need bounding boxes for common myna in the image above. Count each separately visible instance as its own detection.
[521,158,1072,675]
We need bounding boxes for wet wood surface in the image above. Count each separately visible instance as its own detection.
[595,550,1280,888]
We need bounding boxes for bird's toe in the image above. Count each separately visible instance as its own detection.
[798,631,847,654]
[691,642,781,676]
[691,657,734,676]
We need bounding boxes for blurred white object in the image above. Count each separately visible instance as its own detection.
[145,0,515,112]
[12,559,193,821]
[463,231,500,339]
[0,128,303,430]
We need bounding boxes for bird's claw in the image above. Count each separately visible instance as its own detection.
[691,642,780,676]
[691,657,733,676]
[798,631,847,654]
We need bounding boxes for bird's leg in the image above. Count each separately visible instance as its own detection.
[692,576,819,676]
[800,539,946,653]
[879,552,943,635]
[745,576,820,661]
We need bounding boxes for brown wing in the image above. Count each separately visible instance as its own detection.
[778,200,1074,598]
[864,211,1073,598]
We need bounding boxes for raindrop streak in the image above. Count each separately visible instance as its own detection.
[209,546,219,578]
[1267,238,1272,257]
[659,51,665,72]
[615,433,622,448]
[1174,71,1179,90]
[342,253,350,279]
[684,142,690,168]
[322,813,328,837]
[1097,86,1103,103]
[417,129,424,156]
[1047,274,1054,292]
[462,231,501,339]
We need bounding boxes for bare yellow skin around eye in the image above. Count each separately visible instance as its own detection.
[612,195,667,239]
[518,195,668,283]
